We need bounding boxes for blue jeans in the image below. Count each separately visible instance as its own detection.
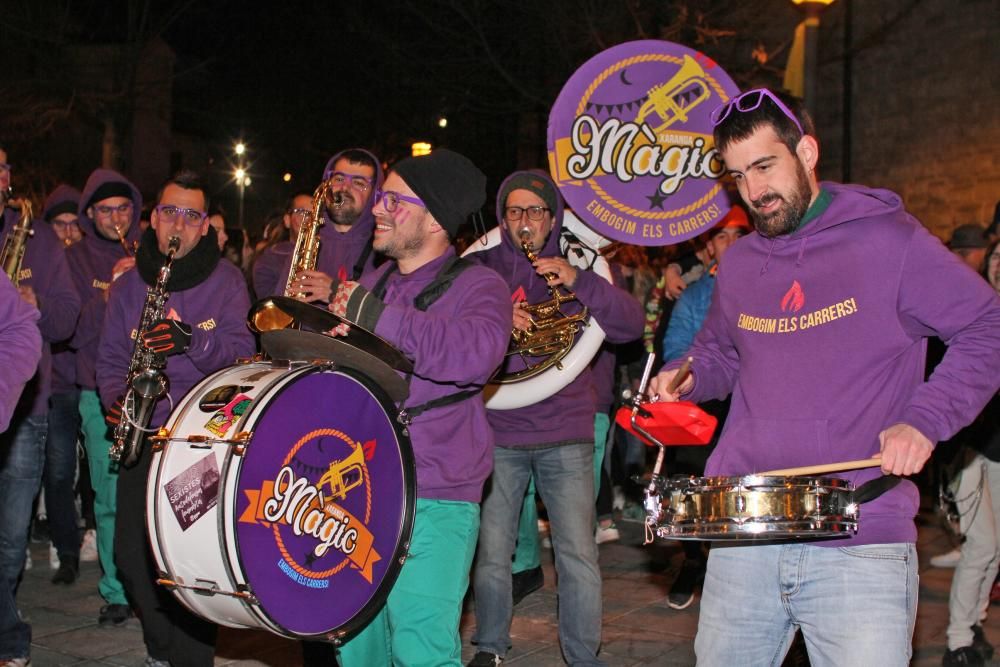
[0,415,48,659]
[45,390,81,559]
[473,443,604,666]
[695,542,918,666]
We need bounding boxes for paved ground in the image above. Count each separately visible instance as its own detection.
[15,503,999,666]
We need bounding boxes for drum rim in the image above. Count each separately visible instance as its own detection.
[229,363,417,641]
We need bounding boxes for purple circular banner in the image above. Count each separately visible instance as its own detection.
[233,369,411,637]
[547,40,741,246]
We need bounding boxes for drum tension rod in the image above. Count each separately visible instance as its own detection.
[156,575,259,604]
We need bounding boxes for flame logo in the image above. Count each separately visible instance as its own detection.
[781,281,805,313]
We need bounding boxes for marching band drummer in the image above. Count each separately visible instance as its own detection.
[467,171,644,667]
[264,148,385,302]
[96,171,255,667]
[326,149,511,666]
[648,88,1000,664]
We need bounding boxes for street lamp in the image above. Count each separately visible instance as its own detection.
[234,143,248,230]
[791,0,836,117]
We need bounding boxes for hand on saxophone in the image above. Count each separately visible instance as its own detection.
[111,256,136,282]
[105,395,125,427]
[142,318,192,356]
[291,270,334,303]
[512,301,533,332]
[533,256,578,289]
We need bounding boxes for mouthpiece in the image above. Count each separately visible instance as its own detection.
[166,236,181,254]
[519,227,531,240]
[331,191,346,208]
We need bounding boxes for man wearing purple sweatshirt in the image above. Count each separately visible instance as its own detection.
[66,168,144,622]
[326,150,511,666]
[0,146,81,667]
[0,272,41,435]
[264,148,384,302]
[468,171,644,667]
[97,171,254,666]
[251,190,310,298]
[649,89,1000,664]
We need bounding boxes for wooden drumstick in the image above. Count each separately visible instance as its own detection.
[758,456,882,477]
[665,356,693,394]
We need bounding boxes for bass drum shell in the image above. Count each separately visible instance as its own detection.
[462,210,612,410]
[658,474,859,540]
[146,361,415,641]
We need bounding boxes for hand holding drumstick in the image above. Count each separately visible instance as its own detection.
[648,356,693,402]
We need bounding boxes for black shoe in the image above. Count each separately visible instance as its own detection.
[98,603,132,627]
[943,645,986,667]
[511,566,543,606]
[467,651,503,666]
[666,558,705,610]
[51,556,79,585]
[972,624,994,660]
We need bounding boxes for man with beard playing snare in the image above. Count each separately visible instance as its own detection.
[648,88,1000,664]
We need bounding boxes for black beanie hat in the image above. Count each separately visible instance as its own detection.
[498,171,559,214]
[87,181,133,209]
[44,200,78,222]
[392,149,486,237]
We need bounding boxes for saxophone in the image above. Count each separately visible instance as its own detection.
[0,190,35,287]
[501,228,589,382]
[250,178,344,332]
[110,236,180,468]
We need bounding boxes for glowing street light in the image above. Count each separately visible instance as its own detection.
[438,117,448,128]
[412,142,432,157]
[235,142,246,156]
[234,142,249,230]
[283,172,292,182]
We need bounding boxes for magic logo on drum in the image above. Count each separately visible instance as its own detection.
[238,429,382,588]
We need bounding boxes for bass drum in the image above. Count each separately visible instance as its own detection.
[462,209,613,410]
[146,360,415,642]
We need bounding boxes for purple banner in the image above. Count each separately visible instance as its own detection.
[547,40,741,246]
[233,370,409,636]
[165,453,220,532]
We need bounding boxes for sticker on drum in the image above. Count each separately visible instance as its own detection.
[231,368,415,638]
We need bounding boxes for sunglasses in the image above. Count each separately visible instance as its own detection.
[710,88,804,137]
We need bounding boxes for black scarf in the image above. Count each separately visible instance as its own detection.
[136,226,220,291]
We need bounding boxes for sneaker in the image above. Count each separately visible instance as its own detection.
[48,544,59,570]
[98,603,132,627]
[595,522,620,544]
[143,658,170,667]
[942,645,985,666]
[79,529,98,562]
[931,548,962,568]
[0,656,30,666]
[511,566,543,606]
[666,559,705,610]
[612,485,626,511]
[467,651,503,666]
[51,556,78,585]
[23,548,31,571]
[972,624,994,660]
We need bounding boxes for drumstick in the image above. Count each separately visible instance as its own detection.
[665,356,693,394]
[758,456,882,477]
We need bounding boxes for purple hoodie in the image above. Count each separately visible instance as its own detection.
[43,184,82,393]
[96,257,255,426]
[0,272,42,432]
[67,169,144,390]
[1,205,81,416]
[467,171,644,447]
[362,248,512,502]
[668,182,1000,546]
[252,239,293,298]
[268,149,384,298]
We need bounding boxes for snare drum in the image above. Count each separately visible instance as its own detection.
[651,474,859,540]
[146,360,415,642]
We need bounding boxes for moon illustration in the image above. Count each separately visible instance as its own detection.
[620,69,632,85]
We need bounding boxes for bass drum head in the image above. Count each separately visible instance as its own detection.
[229,365,415,640]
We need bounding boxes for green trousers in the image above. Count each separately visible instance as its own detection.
[512,413,609,574]
[337,498,480,667]
[78,389,128,605]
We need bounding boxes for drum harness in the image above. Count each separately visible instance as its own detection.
[369,255,483,429]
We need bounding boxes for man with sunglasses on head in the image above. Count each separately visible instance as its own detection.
[96,170,255,667]
[0,144,81,667]
[326,149,511,666]
[64,168,144,619]
[648,88,1000,665]
[267,148,383,303]
[466,171,643,667]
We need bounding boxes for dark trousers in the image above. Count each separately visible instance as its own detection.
[115,443,217,665]
[45,390,81,559]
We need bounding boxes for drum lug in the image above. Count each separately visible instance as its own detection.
[231,430,253,456]
[150,427,170,452]
[398,542,411,565]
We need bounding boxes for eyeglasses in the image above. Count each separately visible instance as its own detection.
[51,220,80,229]
[155,204,207,226]
[0,162,10,172]
[504,206,551,222]
[710,88,804,137]
[328,171,373,193]
[288,207,311,220]
[374,190,425,213]
[93,202,133,217]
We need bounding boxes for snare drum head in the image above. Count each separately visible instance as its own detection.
[232,366,414,638]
